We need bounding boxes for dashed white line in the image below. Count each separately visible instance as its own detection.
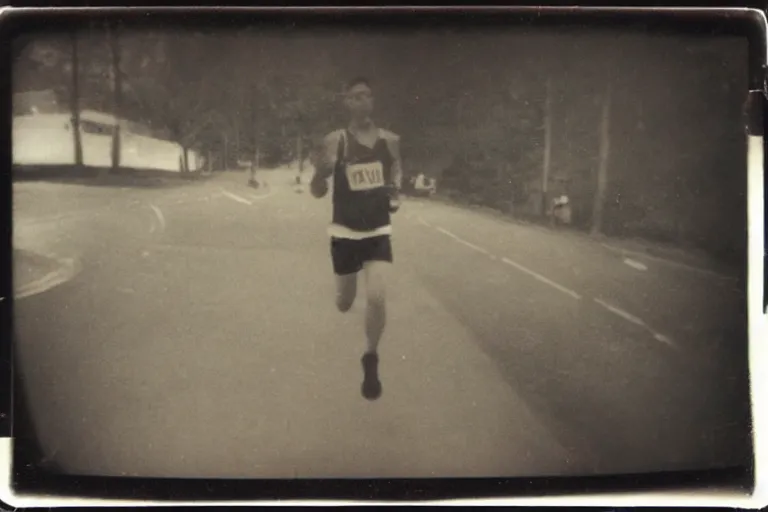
[601,242,736,283]
[428,221,679,348]
[623,258,648,271]
[220,189,253,205]
[594,297,677,349]
[593,298,644,326]
[149,204,166,233]
[433,225,582,300]
[436,226,491,256]
[500,256,582,300]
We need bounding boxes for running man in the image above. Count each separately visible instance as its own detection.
[310,77,403,401]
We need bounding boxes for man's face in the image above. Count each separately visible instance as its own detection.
[344,83,374,119]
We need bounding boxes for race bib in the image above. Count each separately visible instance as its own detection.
[346,161,385,192]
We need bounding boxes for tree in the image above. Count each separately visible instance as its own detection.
[541,77,553,217]
[69,31,83,168]
[121,31,223,170]
[108,23,122,172]
[591,82,612,236]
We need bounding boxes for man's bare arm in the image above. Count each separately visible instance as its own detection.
[310,131,340,198]
[315,131,340,179]
[384,133,403,191]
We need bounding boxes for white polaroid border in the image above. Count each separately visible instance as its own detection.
[0,5,766,509]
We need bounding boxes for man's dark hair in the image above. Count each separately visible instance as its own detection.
[345,76,372,93]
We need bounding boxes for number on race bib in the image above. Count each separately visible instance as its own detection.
[346,161,385,192]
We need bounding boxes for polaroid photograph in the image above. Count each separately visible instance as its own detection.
[0,5,765,507]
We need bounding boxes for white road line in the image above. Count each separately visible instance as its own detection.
[593,298,644,326]
[433,224,582,300]
[168,195,215,206]
[248,189,275,202]
[601,242,736,282]
[418,217,432,228]
[221,189,253,205]
[15,257,80,300]
[436,226,491,256]
[593,297,677,349]
[500,257,583,300]
[623,258,648,271]
[149,204,166,233]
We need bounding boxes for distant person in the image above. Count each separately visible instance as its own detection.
[551,194,572,227]
[413,173,436,197]
[310,76,403,401]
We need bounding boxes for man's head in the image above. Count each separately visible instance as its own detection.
[343,77,374,122]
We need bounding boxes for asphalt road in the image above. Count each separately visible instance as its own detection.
[12,171,752,479]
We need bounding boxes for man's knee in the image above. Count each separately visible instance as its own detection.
[365,272,387,307]
[336,295,355,312]
[335,274,357,312]
[368,279,386,300]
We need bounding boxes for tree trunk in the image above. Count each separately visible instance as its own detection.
[457,95,467,162]
[182,146,190,175]
[69,30,83,168]
[223,133,229,171]
[541,77,552,217]
[591,83,612,236]
[250,142,259,183]
[109,23,122,173]
[234,122,240,163]
[296,134,303,174]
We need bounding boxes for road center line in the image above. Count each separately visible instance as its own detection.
[221,189,253,205]
[500,257,583,300]
[623,258,648,271]
[433,225,582,300]
[149,204,166,233]
[600,242,736,283]
[435,226,491,256]
[593,297,677,349]
[593,298,644,326]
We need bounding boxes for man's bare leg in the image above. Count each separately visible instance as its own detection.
[335,273,358,313]
[363,260,388,353]
[360,260,389,400]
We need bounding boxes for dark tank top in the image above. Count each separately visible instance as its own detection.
[332,129,394,233]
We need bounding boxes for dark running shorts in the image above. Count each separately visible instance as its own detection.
[330,235,393,276]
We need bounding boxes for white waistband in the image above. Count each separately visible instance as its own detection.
[327,223,392,240]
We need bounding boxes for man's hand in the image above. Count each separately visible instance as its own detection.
[388,185,401,213]
[310,175,329,198]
